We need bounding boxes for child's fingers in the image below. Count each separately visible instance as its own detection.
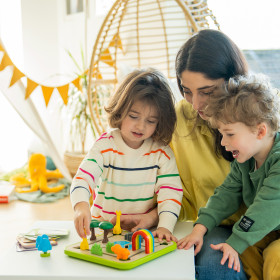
[74,219,81,238]
[76,219,85,238]
[228,255,240,272]
[74,221,79,237]
[232,256,240,272]
[220,251,229,266]
[235,260,240,272]
[193,243,202,256]
[109,216,116,225]
[228,254,234,269]
[80,222,86,238]
[84,217,90,236]
[176,238,186,248]
[177,238,188,248]
[170,235,177,242]
[177,238,193,250]
[210,243,221,250]
[157,232,163,242]
[163,233,170,242]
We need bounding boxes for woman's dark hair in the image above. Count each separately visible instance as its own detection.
[175,29,248,161]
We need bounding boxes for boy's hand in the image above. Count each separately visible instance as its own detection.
[74,201,91,238]
[177,224,207,255]
[210,243,240,272]
[152,227,177,242]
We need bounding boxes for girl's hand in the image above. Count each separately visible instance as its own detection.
[110,208,158,232]
[210,243,240,272]
[74,201,91,238]
[152,227,177,242]
[177,224,207,255]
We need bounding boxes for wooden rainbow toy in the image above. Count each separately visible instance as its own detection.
[132,229,154,254]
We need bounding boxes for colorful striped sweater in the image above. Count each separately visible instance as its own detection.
[70,129,183,233]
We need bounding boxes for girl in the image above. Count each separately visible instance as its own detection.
[70,69,183,241]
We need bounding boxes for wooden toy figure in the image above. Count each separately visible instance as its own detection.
[99,221,114,243]
[80,229,89,250]
[90,220,100,241]
[113,210,122,235]
[36,234,52,257]
[111,244,130,260]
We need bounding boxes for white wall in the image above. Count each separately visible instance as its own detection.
[0,0,31,172]
[0,0,24,67]
[20,0,101,84]
[21,0,59,83]
[207,0,280,50]
[0,0,109,172]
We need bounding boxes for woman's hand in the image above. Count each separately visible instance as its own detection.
[210,243,240,272]
[74,201,91,238]
[177,224,207,255]
[110,208,159,232]
[152,227,177,242]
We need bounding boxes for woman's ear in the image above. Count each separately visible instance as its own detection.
[257,123,267,139]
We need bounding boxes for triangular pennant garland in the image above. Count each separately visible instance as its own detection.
[0,32,124,107]
[0,52,13,71]
[109,33,124,52]
[57,84,69,105]
[72,77,81,91]
[100,48,114,67]
[93,64,103,80]
[41,86,54,106]
[26,78,39,99]
[9,66,25,87]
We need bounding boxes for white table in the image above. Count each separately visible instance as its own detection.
[0,220,195,280]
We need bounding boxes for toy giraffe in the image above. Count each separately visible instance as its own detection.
[113,210,122,235]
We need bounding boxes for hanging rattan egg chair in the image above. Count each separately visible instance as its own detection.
[87,0,219,135]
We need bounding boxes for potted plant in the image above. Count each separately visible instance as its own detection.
[63,49,97,177]
[63,49,112,177]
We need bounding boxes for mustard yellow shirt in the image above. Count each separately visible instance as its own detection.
[170,100,245,224]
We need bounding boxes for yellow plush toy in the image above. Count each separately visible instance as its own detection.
[10,153,65,193]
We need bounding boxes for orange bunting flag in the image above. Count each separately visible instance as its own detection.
[100,48,114,67]
[72,77,81,91]
[0,52,13,71]
[41,86,54,107]
[0,43,4,52]
[109,34,123,52]
[25,78,38,99]
[9,66,25,87]
[93,64,103,80]
[57,84,69,105]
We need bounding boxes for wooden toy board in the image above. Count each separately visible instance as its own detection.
[64,229,177,270]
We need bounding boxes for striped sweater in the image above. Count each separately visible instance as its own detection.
[70,129,183,233]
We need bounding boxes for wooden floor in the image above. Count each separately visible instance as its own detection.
[0,196,73,256]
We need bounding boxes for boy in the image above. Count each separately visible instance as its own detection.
[177,74,280,279]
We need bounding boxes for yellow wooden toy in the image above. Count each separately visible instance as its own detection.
[10,153,65,193]
[80,229,89,250]
[113,210,122,235]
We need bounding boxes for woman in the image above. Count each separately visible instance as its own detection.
[171,29,248,279]
[112,29,249,279]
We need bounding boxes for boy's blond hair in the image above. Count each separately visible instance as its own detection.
[205,74,280,135]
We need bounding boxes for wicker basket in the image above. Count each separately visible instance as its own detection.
[64,151,87,177]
